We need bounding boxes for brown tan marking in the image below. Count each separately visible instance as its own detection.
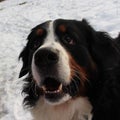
[58,24,66,33]
[68,53,88,96]
[36,28,44,36]
[69,54,87,83]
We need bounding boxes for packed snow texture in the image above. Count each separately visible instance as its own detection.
[0,0,119,120]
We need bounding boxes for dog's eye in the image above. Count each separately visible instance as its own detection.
[63,35,75,45]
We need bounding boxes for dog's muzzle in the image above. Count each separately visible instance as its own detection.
[33,48,66,103]
[32,47,76,104]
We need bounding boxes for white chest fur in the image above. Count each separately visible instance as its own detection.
[31,97,92,120]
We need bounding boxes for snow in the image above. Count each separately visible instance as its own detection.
[0,0,119,119]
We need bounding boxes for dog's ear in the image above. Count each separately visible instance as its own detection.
[19,25,41,78]
[81,19,120,70]
[19,30,35,78]
[19,44,29,78]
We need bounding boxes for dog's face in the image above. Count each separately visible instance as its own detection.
[19,19,97,105]
[20,19,118,106]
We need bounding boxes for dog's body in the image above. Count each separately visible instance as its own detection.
[19,19,120,120]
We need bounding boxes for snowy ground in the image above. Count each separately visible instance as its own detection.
[0,0,119,120]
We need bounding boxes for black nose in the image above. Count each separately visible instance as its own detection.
[34,48,59,66]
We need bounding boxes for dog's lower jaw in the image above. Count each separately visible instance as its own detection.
[44,93,71,106]
[30,97,92,120]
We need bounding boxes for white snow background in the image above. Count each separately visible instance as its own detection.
[0,0,120,120]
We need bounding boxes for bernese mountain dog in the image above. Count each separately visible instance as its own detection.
[19,19,120,120]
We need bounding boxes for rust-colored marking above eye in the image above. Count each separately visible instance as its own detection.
[36,28,44,36]
[58,24,66,33]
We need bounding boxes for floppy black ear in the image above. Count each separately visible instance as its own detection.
[19,26,39,78]
[19,45,30,78]
[81,19,120,70]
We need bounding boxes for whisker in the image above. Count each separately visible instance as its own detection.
[71,67,84,77]
[71,67,89,82]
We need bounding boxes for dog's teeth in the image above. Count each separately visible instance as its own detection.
[56,90,59,93]
[44,84,62,94]
[58,84,62,90]
[45,90,61,94]
[42,86,46,91]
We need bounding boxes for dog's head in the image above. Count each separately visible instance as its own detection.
[19,19,119,106]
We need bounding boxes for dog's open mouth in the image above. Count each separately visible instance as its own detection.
[41,77,64,102]
[39,76,81,103]
[42,77,62,94]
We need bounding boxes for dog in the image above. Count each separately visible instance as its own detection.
[115,33,120,45]
[19,19,120,120]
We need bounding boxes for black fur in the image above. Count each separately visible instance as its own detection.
[115,33,120,48]
[19,19,120,119]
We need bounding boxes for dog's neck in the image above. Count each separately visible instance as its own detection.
[30,97,92,120]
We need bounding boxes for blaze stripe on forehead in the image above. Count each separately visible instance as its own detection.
[46,21,55,43]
